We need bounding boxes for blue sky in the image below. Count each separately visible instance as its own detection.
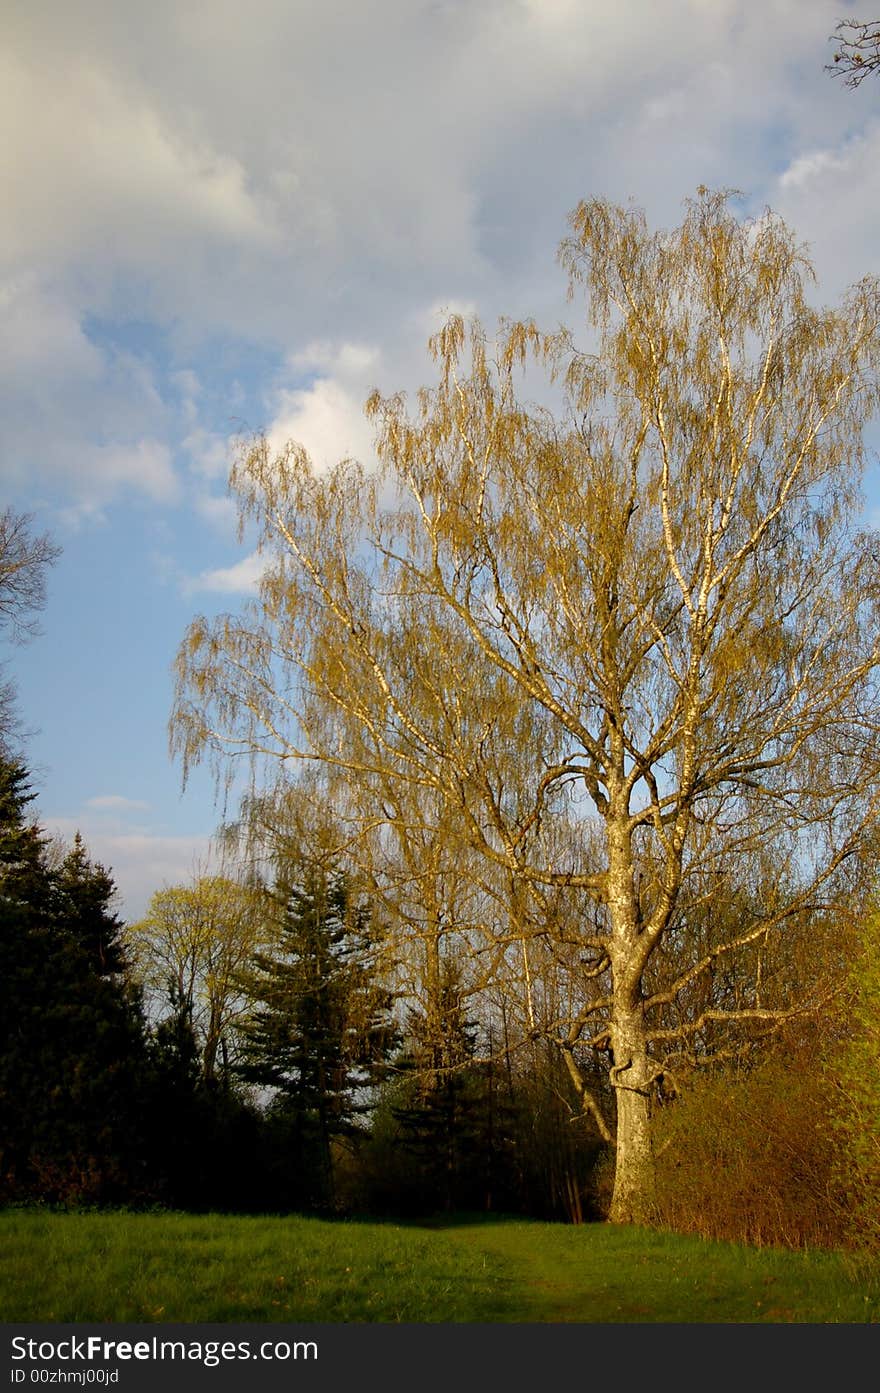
[3,0,880,921]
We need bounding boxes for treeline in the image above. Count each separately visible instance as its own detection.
[0,753,607,1219]
[0,756,252,1210]
[3,747,879,1249]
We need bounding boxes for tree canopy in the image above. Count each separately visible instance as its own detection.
[127,874,265,1085]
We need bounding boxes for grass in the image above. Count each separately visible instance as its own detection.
[1,1209,878,1323]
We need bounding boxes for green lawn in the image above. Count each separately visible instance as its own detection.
[1,1210,877,1323]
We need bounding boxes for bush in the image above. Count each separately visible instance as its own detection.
[829,907,880,1254]
[651,1044,848,1250]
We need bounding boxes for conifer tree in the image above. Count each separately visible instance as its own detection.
[0,756,148,1203]
[55,832,127,975]
[236,862,396,1206]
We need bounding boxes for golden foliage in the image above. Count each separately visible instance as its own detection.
[170,191,880,1225]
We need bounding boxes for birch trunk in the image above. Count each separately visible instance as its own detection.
[607,809,656,1225]
[608,1002,655,1225]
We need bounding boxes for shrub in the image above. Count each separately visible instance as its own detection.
[652,1043,847,1250]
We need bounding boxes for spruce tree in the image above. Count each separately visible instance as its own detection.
[0,755,149,1203]
[55,831,127,975]
[390,958,492,1211]
[236,863,396,1207]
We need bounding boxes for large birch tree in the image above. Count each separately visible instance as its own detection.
[172,191,880,1224]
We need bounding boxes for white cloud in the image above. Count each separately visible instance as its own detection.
[93,440,178,503]
[266,378,376,474]
[99,833,215,921]
[0,276,178,507]
[9,0,880,930]
[419,299,479,334]
[187,550,267,596]
[779,147,846,191]
[265,341,381,473]
[193,491,239,535]
[0,50,275,276]
[0,276,104,385]
[288,342,378,376]
[773,122,880,296]
[173,369,202,402]
[1,0,863,514]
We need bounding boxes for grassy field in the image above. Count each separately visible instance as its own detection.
[1,1209,878,1323]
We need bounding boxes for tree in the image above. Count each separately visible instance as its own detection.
[0,508,60,644]
[389,956,484,1211]
[828,18,880,87]
[56,832,128,976]
[138,984,270,1212]
[127,874,265,1085]
[0,757,149,1203]
[173,190,880,1225]
[0,508,60,754]
[235,859,397,1206]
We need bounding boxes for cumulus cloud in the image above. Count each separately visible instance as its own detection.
[94,440,178,502]
[187,550,267,596]
[2,0,860,513]
[192,491,239,535]
[98,832,216,921]
[0,48,275,278]
[0,277,178,508]
[41,792,215,921]
[10,0,879,932]
[780,148,846,191]
[183,428,231,481]
[265,342,382,472]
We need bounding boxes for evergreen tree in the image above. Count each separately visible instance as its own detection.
[0,756,149,1204]
[55,832,127,975]
[390,959,513,1213]
[0,757,51,912]
[139,986,274,1213]
[236,862,396,1207]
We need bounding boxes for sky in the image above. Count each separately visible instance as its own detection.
[3,0,880,923]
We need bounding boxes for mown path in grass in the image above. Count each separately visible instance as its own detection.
[439,1218,879,1322]
[1,1211,877,1323]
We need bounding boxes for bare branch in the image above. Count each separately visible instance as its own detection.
[828,19,880,88]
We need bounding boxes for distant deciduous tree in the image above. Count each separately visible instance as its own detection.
[0,508,60,755]
[0,508,60,644]
[831,900,880,1249]
[128,874,265,1085]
